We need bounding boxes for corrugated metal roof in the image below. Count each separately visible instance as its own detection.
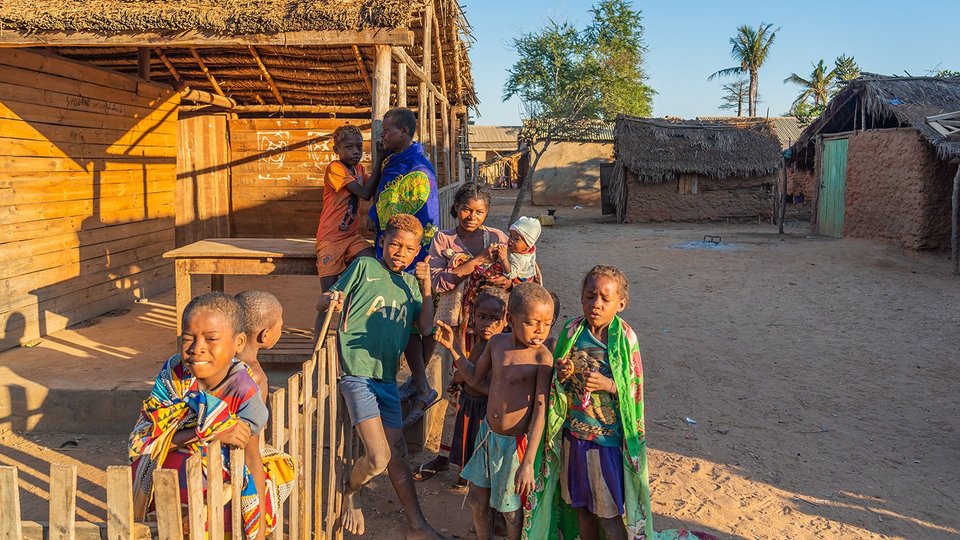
[697,116,802,149]
[468,125,521,151]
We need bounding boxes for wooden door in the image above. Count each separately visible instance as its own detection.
[599,163,615,215]
[817,138,848,238]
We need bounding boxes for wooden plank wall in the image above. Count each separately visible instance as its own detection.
[176,115,231,246]
[228,118,373,237]
[0,48,179,351]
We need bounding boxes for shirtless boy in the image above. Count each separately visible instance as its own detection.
[435,282,554,540]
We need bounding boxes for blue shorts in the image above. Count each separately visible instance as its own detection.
[339,375,403,430]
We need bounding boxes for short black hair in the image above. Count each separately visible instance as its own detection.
[182,292,244,334]
[450,182,492,219]
[507,282,554,317]
[547,289,561,324]
[475,287,508,314]
[384,107,417,137]
[582,265,629,305]
[235,290,282,337]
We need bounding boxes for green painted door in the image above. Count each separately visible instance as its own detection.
[817,138,848,238]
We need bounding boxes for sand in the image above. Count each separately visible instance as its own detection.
[3,192,959,539]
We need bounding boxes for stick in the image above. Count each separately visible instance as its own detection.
[314,294,338,355]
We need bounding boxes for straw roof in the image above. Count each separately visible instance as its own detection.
[0,0,477,109]
[791,75,960,163]
[614,115,783,184]
[697,116,803,149]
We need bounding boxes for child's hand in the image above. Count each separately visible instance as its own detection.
[317,291,344,313]
[515,463,535,497]
[415,256,432,291]
[434,320,455,351]
[481,243,498,263]
[556,357,574,381]
[584,371,616,394]
[452,369,465,384]
[496,243,508,261]
[212,421,252,448]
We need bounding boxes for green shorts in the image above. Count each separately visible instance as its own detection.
[460,419,528,513]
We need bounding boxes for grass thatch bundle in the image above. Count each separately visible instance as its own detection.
[614,115,782,183]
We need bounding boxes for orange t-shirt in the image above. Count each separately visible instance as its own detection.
[316,161,369,243]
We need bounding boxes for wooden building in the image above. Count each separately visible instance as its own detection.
[611,116,782,223]
[0,0,476,351]
[789,76,960,252]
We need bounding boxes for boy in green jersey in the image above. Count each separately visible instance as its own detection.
[317,213,441,540]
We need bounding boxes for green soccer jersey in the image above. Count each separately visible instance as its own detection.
[329,257,422,382]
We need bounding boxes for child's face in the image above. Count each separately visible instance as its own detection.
[508,301,554,348]
[508,230,530,253]
[334,132,363,167]
[380,228,422,272]
[581,275,626,330]
[181,309,245,385]
[381,117,411,152]
[473,298,507,341]
[456,197,488,232]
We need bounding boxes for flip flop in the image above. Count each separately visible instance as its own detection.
[412,461,447,482]
[401,389,440,429]
[397,378,417,401]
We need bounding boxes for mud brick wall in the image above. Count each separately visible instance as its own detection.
[845,129,954,250]
[624,173,775,223]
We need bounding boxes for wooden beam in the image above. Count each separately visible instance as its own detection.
[391,47,448,105]
[429,91,438,167]
[422,1,434,82]
[418,81,428,142]
[372,44,392,164]
[397,61,408,108]
[154,48,183,82]
[233,104,371,114]
[432,11,446,94]
[137,47,150,81]
[441,102,450,185]
[352,45,373,93]
[189,48,226,97]
[247,45,284,105]
[0,28,416,47]
[178,86,237,109]
[254,94,267,105]
[449,0,464,101]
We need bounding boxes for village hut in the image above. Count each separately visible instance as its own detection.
[526,121,615,208]
[611,116,782,223]
[0,0,476,351]
[789,75,960,254]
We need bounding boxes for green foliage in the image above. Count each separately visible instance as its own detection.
[708,22,779,116]
[784,59,837,107]
[936,69,960,77]
[834,54,861,82]
[585,0,655,119]
[785,100,825,126]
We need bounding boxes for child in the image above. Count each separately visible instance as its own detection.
[543,289,561,353]
[447,288,508,476]
[317,214,441,540]
[436,282,555,540]
[236,290,283,402]
[130,292,294,540]
[498,216,541,284]
[368,107,441,421]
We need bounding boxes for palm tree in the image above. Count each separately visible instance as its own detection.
[708,23,779,116]
[784,59,837,107]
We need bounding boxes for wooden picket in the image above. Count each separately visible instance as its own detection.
[0,342,348,539]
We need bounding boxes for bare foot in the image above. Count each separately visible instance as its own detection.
[405,524,445,540]
[340,485,365,535]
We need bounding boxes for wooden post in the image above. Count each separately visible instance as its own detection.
[0,466,24,540]
[418,82,428,143]
[429,92,438,167]
[422,0,434,82]
[138,48,151,81]
[185,455,205,540]
[325,337,340,540]
[952,165,960,275]
[287,374,301,540]
[300,360,314,540]
[153,469,185,540]
[397,62,408,108]
[270,388,287,540]
[229,447,244,540]
[206,440,225,540]
[313,348,327,540]
[49,464,77,540]
[440,104,450,185]
[432,14,446,94]
[778,156,788,234]
[105,466,133,540]
[372,44,392,165]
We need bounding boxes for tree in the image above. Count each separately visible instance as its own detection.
[936,69,960,78]
[785,100,825,126]
[834,54,861,82]
[708,22,779,116]
[719,79,749,116]
[585,0,655,119]
[503,20,602,224]
[784,59,837,108]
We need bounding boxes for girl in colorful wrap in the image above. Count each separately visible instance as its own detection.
[522,267,716,540]
[130,292,295,540]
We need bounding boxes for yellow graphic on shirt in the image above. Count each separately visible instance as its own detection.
[376,171,431,229]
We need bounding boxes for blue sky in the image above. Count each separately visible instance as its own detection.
[464,0,959,125]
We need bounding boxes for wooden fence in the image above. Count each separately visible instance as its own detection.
[0,336,354,540]
[437,181,464,231]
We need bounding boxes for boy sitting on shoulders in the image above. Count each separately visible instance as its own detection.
[235,290,283,402]
[435,282,555,540]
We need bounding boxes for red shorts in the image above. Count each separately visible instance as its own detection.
[315,234,373,277]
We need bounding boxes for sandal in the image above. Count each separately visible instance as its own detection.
[412,460,448,482]
[397,378,417,401]
[401,389,440,428]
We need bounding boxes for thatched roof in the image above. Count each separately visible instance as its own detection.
[791,75,960,163]
[614,115,782,183]
[0,0,477,109]
[697,116,802,150]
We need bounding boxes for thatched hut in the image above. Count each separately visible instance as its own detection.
[611,116,782,223]
[0,0,476,351]
[789,75,960,253]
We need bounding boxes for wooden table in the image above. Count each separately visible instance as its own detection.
[163,238,319,361]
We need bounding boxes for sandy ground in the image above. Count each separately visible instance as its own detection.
[3,191,959,539]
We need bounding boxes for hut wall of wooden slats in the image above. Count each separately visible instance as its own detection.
[0,48,179,350]
[175,115,231,246]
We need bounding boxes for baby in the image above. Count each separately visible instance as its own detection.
[498,216,541,283]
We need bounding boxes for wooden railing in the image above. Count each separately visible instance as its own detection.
[0,336,352,540]
[437,181,464,231]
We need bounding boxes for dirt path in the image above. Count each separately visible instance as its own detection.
[5,193,959,539]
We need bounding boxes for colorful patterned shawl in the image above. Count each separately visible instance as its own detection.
[369,141,440,270]
[130,354,295,539]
